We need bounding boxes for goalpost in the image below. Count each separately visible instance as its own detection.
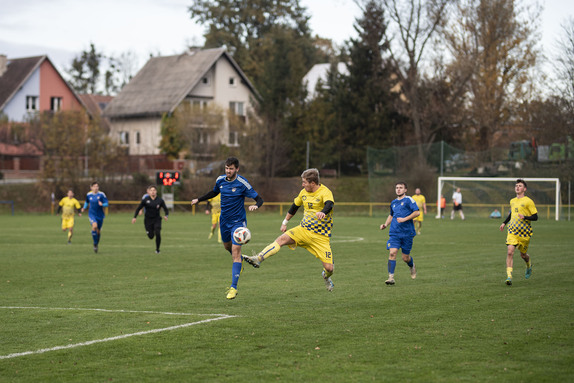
[436,177,561,221]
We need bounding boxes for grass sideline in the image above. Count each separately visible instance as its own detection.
[0,212,572,382]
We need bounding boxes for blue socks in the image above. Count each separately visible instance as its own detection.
[406,256,414,268]
[231,262,242,289]
[388,260,396,274]
[91,230,100,246]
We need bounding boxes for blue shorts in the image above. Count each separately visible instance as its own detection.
[220,219,247,245]
[387,235,414,255]
[89,215,104,230]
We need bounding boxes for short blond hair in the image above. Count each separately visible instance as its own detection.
[301,168,320,185]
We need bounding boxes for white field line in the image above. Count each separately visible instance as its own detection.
[0,307,237,360]
[331,236,364,243]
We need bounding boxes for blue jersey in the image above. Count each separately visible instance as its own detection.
[83,191,109,220]
[389,196,419,237]
[213,175,259,224]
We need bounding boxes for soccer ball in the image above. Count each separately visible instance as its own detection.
[233,227,251,245]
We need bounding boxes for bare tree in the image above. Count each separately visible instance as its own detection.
[363,0,453,163]
[445,0,541,152]
[554,18,574,111]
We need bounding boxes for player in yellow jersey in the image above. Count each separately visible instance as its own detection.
[244,168,336,291]
[411,188,427,235]
[57,189,82,244]
[499,179,538,286]
[205,193,222,243]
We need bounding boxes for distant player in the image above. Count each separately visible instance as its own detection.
[244,168,336,292]
[206,193,222,243]
[451,187,465,220]
[380,182,420,285]
[411,188,427,234]
[191,157,264,300]
[499,179,538,286]
[81,181,109,253]
[132,185,169,254]
[57,189,82,243]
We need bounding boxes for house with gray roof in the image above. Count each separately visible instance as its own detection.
[103,47,259,161]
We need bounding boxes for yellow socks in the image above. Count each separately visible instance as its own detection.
[323,268,333,278]
[259,241,281,261]
[506,267,513,279]
[525,259,531,268]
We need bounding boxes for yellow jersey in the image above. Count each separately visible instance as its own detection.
[208,194,221,214]
[294,184,334,237]
[507,196,537,238]
[59,197,81,219]
[412,194,426,211]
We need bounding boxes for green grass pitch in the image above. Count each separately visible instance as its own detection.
[0,212,572,382]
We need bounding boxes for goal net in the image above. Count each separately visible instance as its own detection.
[437,177,561,220]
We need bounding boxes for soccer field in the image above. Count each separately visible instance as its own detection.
[0,212,572,382]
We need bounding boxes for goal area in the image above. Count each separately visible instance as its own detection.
[437,177,561,221]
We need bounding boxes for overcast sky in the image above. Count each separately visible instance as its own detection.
[0,0,571,75]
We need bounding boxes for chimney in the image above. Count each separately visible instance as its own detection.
[0,55,7,77]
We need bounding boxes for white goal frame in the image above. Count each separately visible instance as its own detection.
[437,177,561,221]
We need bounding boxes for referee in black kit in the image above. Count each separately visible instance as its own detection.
[132,185,169,254]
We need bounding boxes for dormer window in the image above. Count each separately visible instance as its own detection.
[229,77,236,87]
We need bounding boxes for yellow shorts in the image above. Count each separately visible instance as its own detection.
[211,212,220,225]
[506,233,531,254]
[285,225,333,264]
[414,213,423,222]
[62,217,75,230]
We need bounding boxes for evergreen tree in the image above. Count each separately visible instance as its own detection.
[331,0,399,173]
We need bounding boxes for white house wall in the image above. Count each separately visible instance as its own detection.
[109,117,162,155]
[188,57,255,147]
[3,67,40,122]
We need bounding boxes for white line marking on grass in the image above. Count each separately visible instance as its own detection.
[331,236,364,243]
[0,306,231,317]
[0,307,236,360]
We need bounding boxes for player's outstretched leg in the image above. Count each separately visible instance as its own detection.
[243,252,261,268]
[322,269,334,292]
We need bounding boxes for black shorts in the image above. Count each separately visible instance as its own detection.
[453,204,463,211]
[144,217,162,233]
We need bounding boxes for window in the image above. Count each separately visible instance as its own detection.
[50,97,63,111]
[26,96,38,111]
[136,131,141,145]
[199,131,210,145]
[229,131,239,146]
[119,131,129,145]
[201,77,210,85]
[229,77,236,87]
[229,101,245,116]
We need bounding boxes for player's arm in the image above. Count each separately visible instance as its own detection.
[81,197,89,213]
[205,201,212,214]
[132,199,146,222]
[248,195,264,211]
[397,210,420,223]
[191,190,219,205]
[499,211,511,231]
[101,195,109,207]
[518,213,538,221]
[281,203,300,231]
[316,200,334,220]
[380,214,392,230]
[160,199,169,219]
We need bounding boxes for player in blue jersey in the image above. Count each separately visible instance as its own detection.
[191,157,264,300]
[379,182,420,285]
[81,181,109,253]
